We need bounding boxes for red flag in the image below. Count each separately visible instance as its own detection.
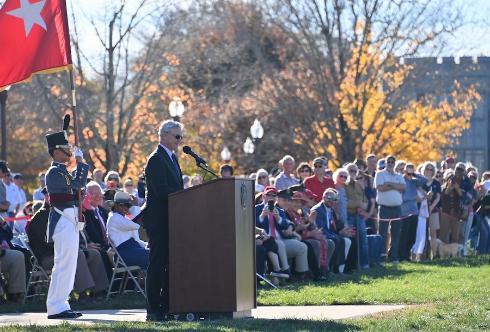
[0,0,72,90]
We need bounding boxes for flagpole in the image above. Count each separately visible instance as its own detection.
[68,68,83,223]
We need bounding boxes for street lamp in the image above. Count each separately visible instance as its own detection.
[243,137,255,154]
[220,146,231,162]
[250,119,264,143]
[169,99,185,121]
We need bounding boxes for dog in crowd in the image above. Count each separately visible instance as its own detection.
[432,238,464,259]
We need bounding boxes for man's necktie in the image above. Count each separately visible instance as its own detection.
[268,214,276,237]
[171,153,180,175]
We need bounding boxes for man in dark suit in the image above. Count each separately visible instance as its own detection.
[144,119,184,322]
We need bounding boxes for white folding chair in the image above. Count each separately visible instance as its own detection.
[106,239,146,301]
[17,234,51,304]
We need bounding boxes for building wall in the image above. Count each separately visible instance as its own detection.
[403,57,490,171]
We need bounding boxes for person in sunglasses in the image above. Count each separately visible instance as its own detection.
[304,157,335,203]
[374,155,406,264]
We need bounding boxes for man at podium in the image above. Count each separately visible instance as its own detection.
[143,120,184,322]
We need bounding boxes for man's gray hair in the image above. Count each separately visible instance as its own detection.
[159,120,184,139]
[86,181,102,192]
[279,155,295,165]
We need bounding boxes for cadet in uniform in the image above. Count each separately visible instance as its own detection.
[45,129,88,319]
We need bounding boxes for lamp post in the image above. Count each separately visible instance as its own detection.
[250,118,264,143]
[168,99,186,122]
[0,86,10,161]
[243,137,255,154]
[220,146,231,163]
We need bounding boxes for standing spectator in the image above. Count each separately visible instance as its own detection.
[366,154,377,178]
[123,177,138,197]
[190,174,203,187]
[296,162,312,184]
[32,172,46,201]
[255,169,269,193]
[374,155,406,263]
[354,159,368,173]
[444,156,456,171]
[93,168,106,190]
[345,163,370,269]
[462,170,479,255]
[395,160,406,175]
[219,164,234,178]
[104,171,121,190]
[333,168,349,228]
[377,158,386,172]
[13,174,27,209]
[440,170,463,244]
[421,162,442,258]
[304,157,335,202]
[399,163,427,261]
[275,155,299,191]
[3,171,21,217]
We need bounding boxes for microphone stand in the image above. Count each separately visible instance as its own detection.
[196,162,219,179]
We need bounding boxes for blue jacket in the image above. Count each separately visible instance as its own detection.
[311,201,345,238]
[255,202,289,237]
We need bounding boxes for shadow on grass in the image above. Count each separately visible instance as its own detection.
[5,318,362,331]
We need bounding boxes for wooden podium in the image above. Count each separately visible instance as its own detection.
[168,177,256,318]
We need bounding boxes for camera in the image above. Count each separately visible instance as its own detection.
[267,200,275,212]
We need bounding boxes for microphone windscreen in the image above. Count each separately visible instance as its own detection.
[62,114,71,131]
[182,146,192,154]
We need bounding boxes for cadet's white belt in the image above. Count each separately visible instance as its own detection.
[53,206,85,231]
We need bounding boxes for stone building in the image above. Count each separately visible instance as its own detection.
[404,56,490,171]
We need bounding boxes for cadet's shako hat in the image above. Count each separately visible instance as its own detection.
[46,131,71,151]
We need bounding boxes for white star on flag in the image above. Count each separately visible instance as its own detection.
[7,0,47,37]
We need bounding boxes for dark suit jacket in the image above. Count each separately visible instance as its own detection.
[83,207,109,247]
[26,202,53,263]
[143,145,184,236]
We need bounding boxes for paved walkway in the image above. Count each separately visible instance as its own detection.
[0,305,407,326]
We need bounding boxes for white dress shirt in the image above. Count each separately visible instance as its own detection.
[4,182,22,213]
[107,211,147,248]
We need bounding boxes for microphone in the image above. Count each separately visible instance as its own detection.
[182,146,207,166]
[62,114,71,131]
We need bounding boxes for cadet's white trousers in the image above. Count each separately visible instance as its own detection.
[46,208,79,315]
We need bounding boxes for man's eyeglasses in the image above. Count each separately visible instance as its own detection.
[338,174,348,179]
[258,175,268,179]
[386,160,395,164]
[299,169,310,173]
[348,169,357,173]
[425,168,434,172]
[325,195,338,201]
[314,164,324,168]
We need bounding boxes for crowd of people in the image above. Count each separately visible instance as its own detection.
[247,154,490,284]
[0,151,490,302]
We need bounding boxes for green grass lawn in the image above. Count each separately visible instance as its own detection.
[2,255,489,331]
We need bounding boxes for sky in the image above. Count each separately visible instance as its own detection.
[67,0,490,62]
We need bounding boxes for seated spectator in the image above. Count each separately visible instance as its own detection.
[304,157,335,203]
[107,192,149,269]
[255,227,288,280]
[0,247,25,303]
[310,188,356,273]
[27,200,108,302]
[255,186,308,280]
[275,155,299,191]
[83,182,114,279]
[219,164,234,178]
[296,162,312,184]
[255,169,269,193]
